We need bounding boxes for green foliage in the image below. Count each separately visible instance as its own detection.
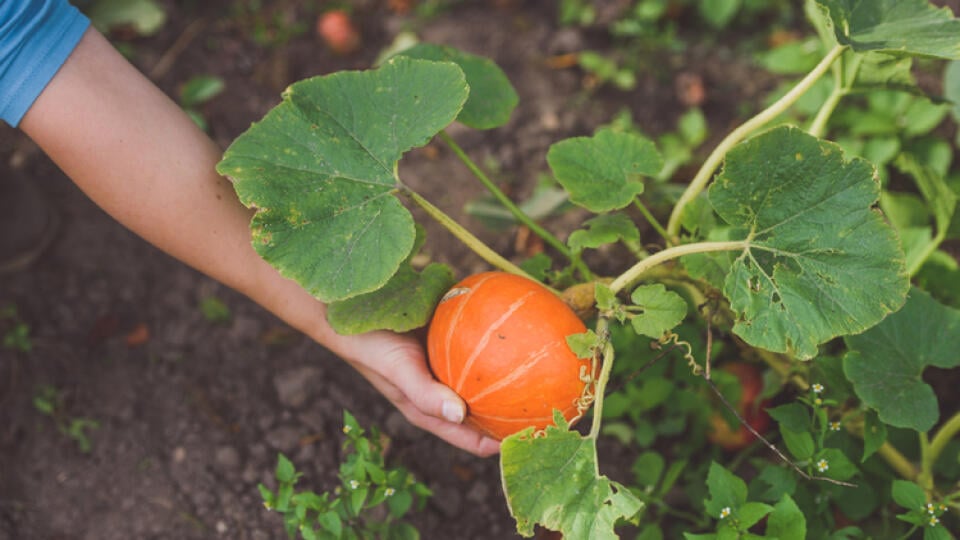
[844,288,960,432]
[32,385,100,453]
[84,0,166,36]
[221,1,960,536]
[260,411,430,540]
[199,296,232,324]
[501,412,643,539]
[1,303,32,353]
[218,57,469,305]
[179,75,225,132]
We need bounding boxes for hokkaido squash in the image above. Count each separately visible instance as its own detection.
[427,272,592,440]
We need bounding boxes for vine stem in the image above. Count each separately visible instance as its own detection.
[665,43,847,240]
[608,240,749,295]
[808,52,861,139]
[404,189,534,281]
[437,131,594,280]
[920,410,960,490]
[588,318,615,443]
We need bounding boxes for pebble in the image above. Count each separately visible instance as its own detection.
[214,445,241,470]
[265,425,302,453]
[273,365,323,408]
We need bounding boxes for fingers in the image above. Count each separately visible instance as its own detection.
[354,362,501,456]
[334,330,502,456]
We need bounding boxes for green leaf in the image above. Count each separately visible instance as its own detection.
[632,451,665,488]
[704,462,748,518]
[87,0,166,36]
[629,284,688,339]
[567,213,641,252]
[326,227,455,334]
[394,43,518,129]
[844,288,960,432]
[815,448,858,481]
[709,126,908,359]
[179,75,225,107]
[501,413,644,539]
[767,403,811,433]
[946,61,960,122]
[276,453,298,484]
[737,502,774,529]
[199,296,231,323]
[891,480,927,511]
[894,152,958,274]
[765,494,806,540]
[217,57,468,302]
[698,0,740,29]
[862,410,887,462]
[567,330,601,359]
[548,129,663,213]
[780,426,815,461]
[815,0,960,59]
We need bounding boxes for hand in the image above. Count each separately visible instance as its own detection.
[332,329,501,457]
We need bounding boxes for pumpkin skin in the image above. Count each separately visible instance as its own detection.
[427,272,591,440]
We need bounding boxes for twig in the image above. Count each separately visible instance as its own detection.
[701,304,855,488]
[150,19,208,81]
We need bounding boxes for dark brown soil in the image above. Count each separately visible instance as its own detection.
[0,1,807,539]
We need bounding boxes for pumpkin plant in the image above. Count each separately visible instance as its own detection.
[219,1,960,537]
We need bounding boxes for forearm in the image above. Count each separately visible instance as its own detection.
[19,28,338,350]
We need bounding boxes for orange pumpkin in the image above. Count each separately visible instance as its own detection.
[427,272,592,440]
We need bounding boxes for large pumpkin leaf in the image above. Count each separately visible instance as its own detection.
[547,129,663,213]
[843,288,960,432]
[326,227,456,334]
[395,43,518,129]
[815,0,960,59]
[217,57,468,302]
[501,413,643,539]
[709,126,908,359]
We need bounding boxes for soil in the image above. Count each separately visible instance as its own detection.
[0,1,908,539]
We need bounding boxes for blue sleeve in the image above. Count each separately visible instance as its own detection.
[0,0,90,127]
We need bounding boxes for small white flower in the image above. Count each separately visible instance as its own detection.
[812,383,824,394]
[939,504,947,513]
[385,488,396,497]
[720,507,732,519]
[830,421,841,432]
[816,459,829,473]
[927,503,936,514]
[929,515,940,527]
[349,479,360,489]
[342,425,352,434]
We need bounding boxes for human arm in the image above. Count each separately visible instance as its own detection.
[18,26,499,457]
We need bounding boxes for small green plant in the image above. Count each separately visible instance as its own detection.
[259,411,431,539]
[1,303,32,353]
[33,385,100,453]
[178,75,225,132]
[199,295,232,324]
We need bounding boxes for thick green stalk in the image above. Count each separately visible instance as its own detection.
[634,199,671,243]
[438,131,593,279]
[404,189,534,280]
[920,411,960,490]
[665,43,847,240]
[588,318,615,442]
[609,240,749,295]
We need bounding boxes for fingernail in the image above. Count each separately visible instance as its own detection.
[441,400,465,424]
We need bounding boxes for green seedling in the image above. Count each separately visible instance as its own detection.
[260,411,430,540]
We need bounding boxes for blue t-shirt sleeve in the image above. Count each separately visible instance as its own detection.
[0,0,90,127]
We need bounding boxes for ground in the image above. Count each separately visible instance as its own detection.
[0,1,931,539]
